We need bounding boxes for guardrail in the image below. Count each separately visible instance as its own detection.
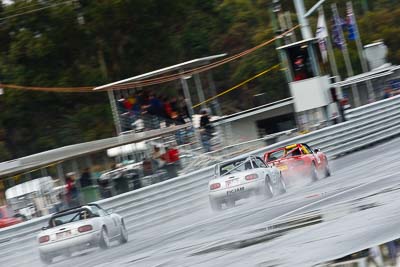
[2,96,400,255]
[344,94,400,121]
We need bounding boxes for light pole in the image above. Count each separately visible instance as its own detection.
[293,0,314,40]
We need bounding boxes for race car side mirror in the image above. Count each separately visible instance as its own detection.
[314,148,320,153]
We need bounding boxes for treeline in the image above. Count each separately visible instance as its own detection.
[0,0,398,160]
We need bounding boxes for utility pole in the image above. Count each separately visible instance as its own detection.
[293,0,313,39]
[270,1,292,82]
[332,3,361,107]
[293,0,321,76]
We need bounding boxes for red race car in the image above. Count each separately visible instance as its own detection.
[264,143,330,183]
[0,206,23,229]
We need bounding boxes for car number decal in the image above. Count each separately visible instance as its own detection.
[226,187,244,195]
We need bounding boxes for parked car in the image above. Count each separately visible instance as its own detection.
[264,143,330,183]
[208,155,286,211]
[0,206,23,228]
[37,203,128,264]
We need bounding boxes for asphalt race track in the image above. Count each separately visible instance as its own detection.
[3,137,400,267]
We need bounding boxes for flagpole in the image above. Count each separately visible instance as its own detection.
[331,3,361,107]
[319,7,342,98]
[347,1,375,101]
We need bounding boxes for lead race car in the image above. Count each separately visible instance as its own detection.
[37,204,128,264]
[264,143,330,183]
[208,155,286,211]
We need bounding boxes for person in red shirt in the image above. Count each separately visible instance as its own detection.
[164,146,179,163]
[65,172,79,208]
[162,146,180,178]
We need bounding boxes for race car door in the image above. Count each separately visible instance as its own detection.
[254,157,280,184]
[95,206,118,238]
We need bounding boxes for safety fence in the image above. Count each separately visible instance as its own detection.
[1,95,400,257]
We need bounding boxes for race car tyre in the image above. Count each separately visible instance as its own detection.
[278,174,287,194]
[209,198,222,211]
[119,221,128,244]
[226,199,235,208]
[40,252,53,265]
[264,176,274,198]
[324,162,331,178]
[310,163,318,182]
[99,227,110,249]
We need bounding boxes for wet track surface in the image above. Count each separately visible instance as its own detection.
[3,137,400,266]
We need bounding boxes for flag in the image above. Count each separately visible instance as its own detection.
[346,2,358,41]
[316,11,328,63]
[331,13,345,50]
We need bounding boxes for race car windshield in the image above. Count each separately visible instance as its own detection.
[219,159,251,176]
[49,208,92,228]
[267,150,285,161]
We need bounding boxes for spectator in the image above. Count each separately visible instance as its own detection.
[172,112,187,145]
[170,97,179,114]
[80,167,92,188]
[163,146,180,178]
[151,146,165,169]
[142,158,154,176]
[178,96,191,120]
[293,55,308,81]
[383,87,393,99]
[65,172,79,208]
[163,97,173,126]
[165,146,180,164]
[200,109,214,152]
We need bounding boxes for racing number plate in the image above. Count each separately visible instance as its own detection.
[56,230,71,239]
[225,178,239,188]
[226,187,245,195]
[278,165,288,171]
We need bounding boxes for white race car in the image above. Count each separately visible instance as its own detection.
[37,204,128,264]
[208,155,286,211]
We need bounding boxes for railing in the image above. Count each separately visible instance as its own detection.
[344,94,400,121]
[2,96,400,257]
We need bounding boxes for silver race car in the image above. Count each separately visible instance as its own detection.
[37,204,128,264]
[208,155,286,211]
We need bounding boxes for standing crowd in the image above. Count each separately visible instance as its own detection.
[118,91,191,131]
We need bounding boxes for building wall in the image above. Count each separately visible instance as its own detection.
[218,104,295,145]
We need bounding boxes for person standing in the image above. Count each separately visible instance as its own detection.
[79,168,92,188]
[200,110,214,152]
[65,172,79,208]
[151,146,165,169]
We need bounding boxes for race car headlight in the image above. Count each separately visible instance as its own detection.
[245,174,259,180]
[39,235,50,243]
[78,225,93,233]
[210,183,221,190]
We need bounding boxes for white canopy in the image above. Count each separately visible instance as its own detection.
[5,176,54,200]
[107,141,147,157]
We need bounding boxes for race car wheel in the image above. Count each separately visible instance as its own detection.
[209,198,222,211]
[264,176,274,198]
[324,162,331,178]
[40,252,53,265]
[278,173,287,194]
[99,227,110,249]
[119,221,128,244]
[310,163,318,182]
